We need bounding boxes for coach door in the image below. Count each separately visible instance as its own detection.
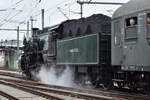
[122,16,138,69]
[112,18,123,66]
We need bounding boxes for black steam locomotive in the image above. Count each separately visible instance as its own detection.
[21,14,112,88]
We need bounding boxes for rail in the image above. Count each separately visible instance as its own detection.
[0,90,19,100]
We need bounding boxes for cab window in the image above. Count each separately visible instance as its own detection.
[125,17,138,40]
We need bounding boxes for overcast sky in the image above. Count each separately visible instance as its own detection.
[0,0,130,41]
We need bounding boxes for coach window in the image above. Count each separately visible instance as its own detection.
[114,21,121,45]
[125,17,138,40]
[147,13,150,38]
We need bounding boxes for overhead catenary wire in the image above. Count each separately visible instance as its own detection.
[57,7,80,15]
[0,0,128,42]
[0,10,23,27]
[3,19,26,24]
[0,0,123,28]
[0,0,41,41]
[12,0,76,26]
[57,7,69,20]
[0,8,15,23]
[77,0,124,18]
[0,0,39,28]
[19,0,41,24]
[32,0,74,18]
[32,0,77,26]
[0,0,75,41]
[0,0,25,27]
[0,28,31,31]
[6,0,25,9]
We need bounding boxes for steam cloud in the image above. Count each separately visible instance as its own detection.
[37,65,75,87]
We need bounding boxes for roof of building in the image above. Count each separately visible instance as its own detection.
[112,0,150,19]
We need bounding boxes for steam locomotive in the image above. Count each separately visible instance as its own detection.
[21,0,150,92]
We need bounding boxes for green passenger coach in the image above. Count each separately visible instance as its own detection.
[111,0,150,91]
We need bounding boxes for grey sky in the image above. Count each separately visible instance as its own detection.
[0,0,130,41]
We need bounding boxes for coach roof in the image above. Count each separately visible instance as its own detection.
[112,0,150,19]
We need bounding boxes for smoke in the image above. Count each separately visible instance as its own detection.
[34,65,95,89]
[36,65,75,87]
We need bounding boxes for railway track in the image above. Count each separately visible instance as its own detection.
[0,68,31,81]
[0,67,18,71]
[0,68,149,100]
[0,77,149,100]
[0,69,112,100]
[0,80,83,100]
[0,90,19,100]
[0,78,112,100]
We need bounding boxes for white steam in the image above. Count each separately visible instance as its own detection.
[37,65,75,87]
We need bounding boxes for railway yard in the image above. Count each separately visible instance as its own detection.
[0,68,149,100]
[1,0,150,100]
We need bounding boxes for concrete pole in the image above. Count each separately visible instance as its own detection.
[80,3,83,18]
[27,21,29,40]
[17,26,19,57]
[42,9,44,30]
[30,16,33,36]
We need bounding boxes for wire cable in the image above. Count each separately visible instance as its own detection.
[0,10,23,27]
[0,0,25,27]
[32,0,74,17]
